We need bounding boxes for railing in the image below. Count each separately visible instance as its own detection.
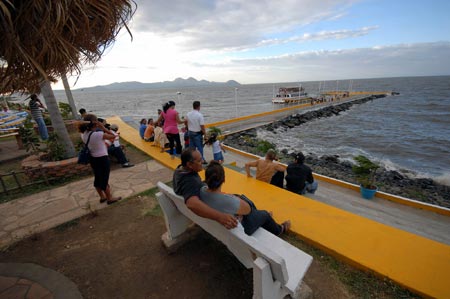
[0,169,56,195]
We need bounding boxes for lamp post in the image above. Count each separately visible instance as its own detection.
[234,88,239,118]
[177,91,182,117]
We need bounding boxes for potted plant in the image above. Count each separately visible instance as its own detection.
[352,155,379,199]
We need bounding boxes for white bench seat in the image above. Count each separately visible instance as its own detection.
[156,181,313,299]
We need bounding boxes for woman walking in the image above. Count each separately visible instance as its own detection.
[79,114,122,205]
[156,100,184,156]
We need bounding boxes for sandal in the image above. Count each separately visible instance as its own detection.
[99,198,107,204]
[279,220,291,236]
[107,196,122,205]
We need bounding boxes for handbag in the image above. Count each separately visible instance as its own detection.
[77,132,93,165]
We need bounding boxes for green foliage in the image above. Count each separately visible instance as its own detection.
[43,115,52,125]
[44,132,66,161]
[207,126,222,136]
[256,139,275,154]
[352,155,379,189]
[19,116,41,154]
[59,102,72,119]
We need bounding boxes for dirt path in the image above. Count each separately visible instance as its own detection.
[0,194,352,299]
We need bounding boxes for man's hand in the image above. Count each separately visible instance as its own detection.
[217,213,238,229]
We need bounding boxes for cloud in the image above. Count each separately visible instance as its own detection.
[189,42,450,82]
[257,26,379,47]
[132,0,357,51]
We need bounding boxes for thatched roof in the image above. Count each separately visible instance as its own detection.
[0,0,135,93]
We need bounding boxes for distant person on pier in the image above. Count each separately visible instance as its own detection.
[28,94,48,140]
[139,118,147,139]
[156,100,184,156]
[245,149,286,184]
[186,101,207,164]
[144,118,155,142]
[285,152,318,195]
[204,132,225,164]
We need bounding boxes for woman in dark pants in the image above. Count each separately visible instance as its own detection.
[156,100,184,155]
[79,114,122,204]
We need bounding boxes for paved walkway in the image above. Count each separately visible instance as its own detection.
[0,263,82,299]
[0,160,173,248]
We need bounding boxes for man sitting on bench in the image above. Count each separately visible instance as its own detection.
[173,148,238,229]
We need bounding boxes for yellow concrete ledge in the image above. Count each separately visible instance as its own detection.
[111,116,450,298]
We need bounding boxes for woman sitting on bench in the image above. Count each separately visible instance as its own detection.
[201,161,291,236]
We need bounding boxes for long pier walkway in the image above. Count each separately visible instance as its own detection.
[111,97,450,299]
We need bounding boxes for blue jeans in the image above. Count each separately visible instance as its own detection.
[188,131,204,161]
[35,117,48,140]
[301,181,318,194]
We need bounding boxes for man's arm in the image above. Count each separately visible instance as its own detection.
[275,163,286,172]
[186,196,238,229]
[200,124,206,135]
[245,160,258,177]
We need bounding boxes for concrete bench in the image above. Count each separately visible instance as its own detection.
[156,181,313,299]
[0,129,23,149]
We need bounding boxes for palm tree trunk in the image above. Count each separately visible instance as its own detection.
[61,73,79,119]
[40,80,76,158]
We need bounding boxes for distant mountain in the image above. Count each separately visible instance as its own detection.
[76,77,241,91]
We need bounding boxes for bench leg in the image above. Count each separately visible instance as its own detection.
[157,192,199,252]
[252,258,313,299]
[253,257,285,299]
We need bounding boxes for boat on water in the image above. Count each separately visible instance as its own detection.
[272,86,310,104]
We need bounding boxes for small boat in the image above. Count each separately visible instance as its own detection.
[272,86,310,104]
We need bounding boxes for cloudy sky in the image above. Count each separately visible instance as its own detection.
[56,0,450,89]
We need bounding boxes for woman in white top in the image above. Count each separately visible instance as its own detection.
[79,114,122,205]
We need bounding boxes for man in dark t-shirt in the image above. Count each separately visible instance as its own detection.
[173,148,238,229]
[285,152,318,195]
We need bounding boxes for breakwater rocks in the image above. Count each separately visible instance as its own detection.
[266,94,386,131]
[223,109,450,209]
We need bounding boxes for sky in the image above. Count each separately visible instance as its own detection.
[55,0,450,89]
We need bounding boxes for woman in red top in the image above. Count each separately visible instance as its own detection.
[156,100,184,155]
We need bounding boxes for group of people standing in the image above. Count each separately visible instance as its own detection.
[140,100,211,163]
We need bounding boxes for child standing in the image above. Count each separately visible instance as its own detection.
[208,133,225,164]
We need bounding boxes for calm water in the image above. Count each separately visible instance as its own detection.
[54,75,450,183]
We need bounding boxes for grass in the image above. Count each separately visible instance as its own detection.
[55,219,80,232]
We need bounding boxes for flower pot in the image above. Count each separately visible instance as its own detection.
[360,185,377,200]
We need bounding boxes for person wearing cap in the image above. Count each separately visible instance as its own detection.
[245,149,286,183]
[186,101,207,164]
[285,152,318,195]
[156,100,184,156]
[105,123,134,168]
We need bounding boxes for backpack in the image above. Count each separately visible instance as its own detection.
[77,132,93,165]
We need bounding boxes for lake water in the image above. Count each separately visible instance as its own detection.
[54,75,450,184]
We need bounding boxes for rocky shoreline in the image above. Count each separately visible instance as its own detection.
[223,97,450,209]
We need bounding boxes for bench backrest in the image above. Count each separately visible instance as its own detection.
[157,181,290,285]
